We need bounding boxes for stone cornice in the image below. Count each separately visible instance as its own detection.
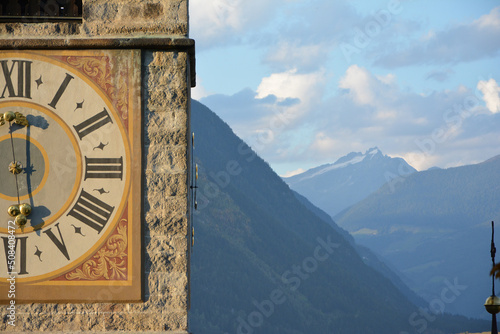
[0,36,196,86]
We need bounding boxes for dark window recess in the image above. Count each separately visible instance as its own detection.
[0,0,82,22]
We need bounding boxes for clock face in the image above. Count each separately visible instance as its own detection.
[0,50,141,302]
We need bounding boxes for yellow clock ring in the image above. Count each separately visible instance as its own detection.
[0,100,82,234]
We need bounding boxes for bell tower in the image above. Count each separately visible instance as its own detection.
[0,1,194,332]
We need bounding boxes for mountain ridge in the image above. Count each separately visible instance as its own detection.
[335,154,500,318]
[189,99,488,333]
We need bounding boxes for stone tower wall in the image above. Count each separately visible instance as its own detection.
[0,1,193,332]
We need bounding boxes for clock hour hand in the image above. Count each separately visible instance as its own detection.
[3,111,31,227]
[1,111,29,127]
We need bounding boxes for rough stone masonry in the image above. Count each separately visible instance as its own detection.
[0,0,193,332]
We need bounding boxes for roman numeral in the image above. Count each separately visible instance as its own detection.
[84,157,123,180]
[43,223,70,261]
[67,189,115,234]
[2,236,28,275]
[0,60,32,99]
[48,73,74,109]
[73,108,113,140]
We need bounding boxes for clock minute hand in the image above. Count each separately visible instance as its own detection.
[3,111,31,227]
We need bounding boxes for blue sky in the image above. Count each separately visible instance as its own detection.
[190,0,500,176]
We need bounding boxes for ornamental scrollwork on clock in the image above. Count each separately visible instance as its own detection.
[65,219,128,281]
[65,56,129,120]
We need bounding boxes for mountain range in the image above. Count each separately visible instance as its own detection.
[189,100,488,333]
[283,148,417,217]
[283,143,500,319]
[335,155,500,319]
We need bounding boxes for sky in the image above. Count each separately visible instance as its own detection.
[190,0,500,177]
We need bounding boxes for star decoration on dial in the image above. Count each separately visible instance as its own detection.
[93,142,108,150]
[93,188,110,195]
[71,224,86,237]
[34,246,42,262]
[8,161,23,174]
[35,75,43,89]
[74,100,84,111]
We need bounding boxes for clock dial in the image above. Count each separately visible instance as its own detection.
[0,52,134,286]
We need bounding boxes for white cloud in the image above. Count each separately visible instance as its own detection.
[191,0,360,69]
[192,2,500,176]
[264,41,327,71]
[401,151,441,171]
[190,0,285,49]
[339,65,377,105]
[477,78,500,113]
[192,76,211,100]
[477,6,500,28]
[375,109,398,120]
[377,73,396,85]
[199,66,500,176]
[310,132,338,154]
[251,69,328,145]
[302,65,500,171]
[256,69,326,103]
[189,0,240,40]
[338,65,401,111]
[375,6,500,67]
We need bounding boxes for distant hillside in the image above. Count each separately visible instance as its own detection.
[283,148,416,217]
[189,100,488,333]
[292,190,427,309]
[335,156,500,319]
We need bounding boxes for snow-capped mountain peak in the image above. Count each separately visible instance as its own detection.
[294,148,384,182]
[283,147,416,217]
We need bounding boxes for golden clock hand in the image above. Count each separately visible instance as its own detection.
[5,111,23,204]
[3,111,31,227]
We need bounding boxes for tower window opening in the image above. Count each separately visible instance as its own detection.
[0,0,82,22]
